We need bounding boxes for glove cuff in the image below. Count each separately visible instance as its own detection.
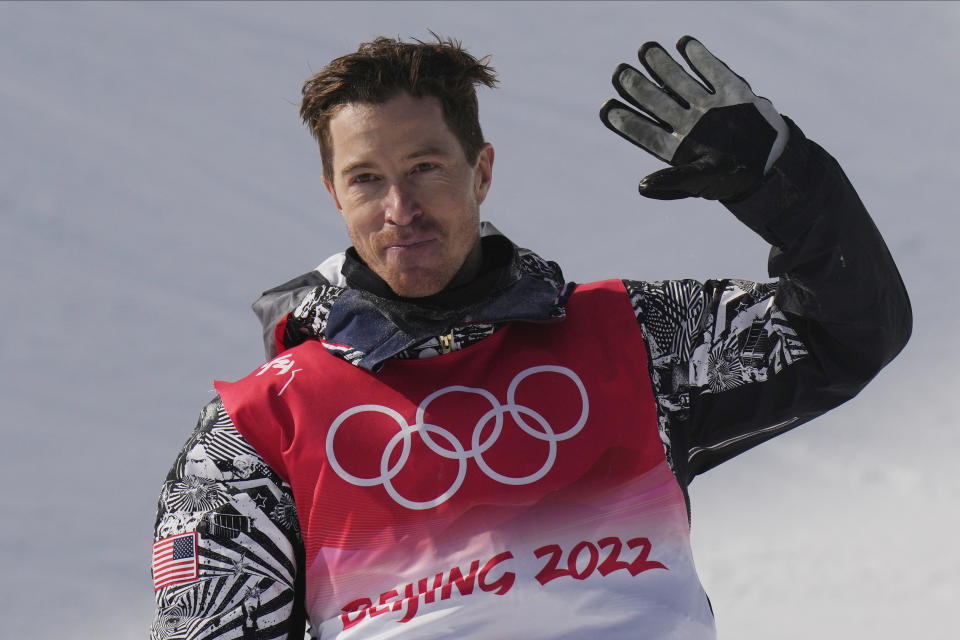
[721,116,817,247]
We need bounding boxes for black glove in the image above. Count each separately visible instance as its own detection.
[600,36,789,201]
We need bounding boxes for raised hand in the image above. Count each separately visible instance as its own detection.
[600,36,789,201]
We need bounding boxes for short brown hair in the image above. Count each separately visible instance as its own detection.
[300,35,498,182]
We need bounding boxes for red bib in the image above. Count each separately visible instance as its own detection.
[217,280,714,639]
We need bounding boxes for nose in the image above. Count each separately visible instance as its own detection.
[383,181,421,226]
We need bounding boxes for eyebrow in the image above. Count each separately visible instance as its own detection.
[339,146,451,177]
[406,146,447,160]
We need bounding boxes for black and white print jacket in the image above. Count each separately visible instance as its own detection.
[150,119,912,639]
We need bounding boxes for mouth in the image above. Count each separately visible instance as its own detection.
[385,238,436,251]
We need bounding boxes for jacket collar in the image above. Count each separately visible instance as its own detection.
[254,223,570,370]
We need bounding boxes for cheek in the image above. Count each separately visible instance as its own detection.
[341,201,382,233]
[424,174,478,211]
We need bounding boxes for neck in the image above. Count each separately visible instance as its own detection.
[441,236,484,292]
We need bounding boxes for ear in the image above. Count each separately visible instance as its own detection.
[473,143,494,205]
[323,175,344,213]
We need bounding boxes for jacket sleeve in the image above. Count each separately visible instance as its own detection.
[625,117,912,489]
[150,397,307,639]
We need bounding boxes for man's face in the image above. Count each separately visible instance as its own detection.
[324,93,494,298]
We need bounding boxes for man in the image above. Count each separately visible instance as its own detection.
[150,36,911,639]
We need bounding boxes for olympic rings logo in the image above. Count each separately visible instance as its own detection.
[325,366,589,511]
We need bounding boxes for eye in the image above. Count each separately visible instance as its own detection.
[412,162,437,174]
[351,173,379,185]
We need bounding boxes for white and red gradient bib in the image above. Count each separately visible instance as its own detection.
[218,280,716,639]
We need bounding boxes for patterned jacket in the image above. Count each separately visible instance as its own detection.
[150,118,911,639]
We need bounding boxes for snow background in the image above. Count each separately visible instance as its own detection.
[1,1,957,638]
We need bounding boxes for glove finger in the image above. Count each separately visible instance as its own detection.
[638,164,707,199]
[600,99,677,163]
[637,186,692,201]
[639,163,716,198]
[639,153,748,201]
[612,63,689,130]
[676,36,751,98]
[678,36,789,171]
[639,42,710,107]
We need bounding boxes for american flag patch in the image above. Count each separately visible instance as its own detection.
[152,532,199,590]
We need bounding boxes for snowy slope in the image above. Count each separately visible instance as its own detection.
[1,2,957,638]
